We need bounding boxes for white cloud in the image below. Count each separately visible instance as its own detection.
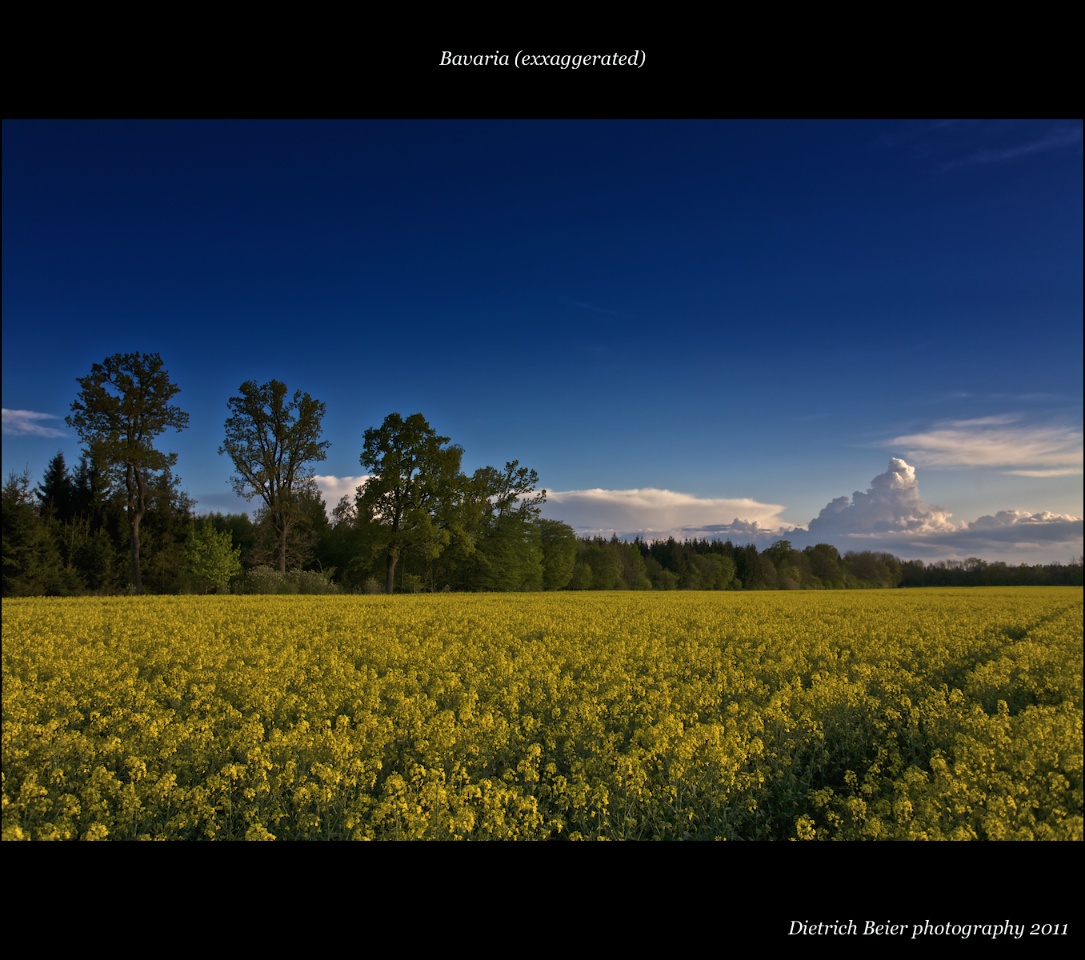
[882,511,1083,562]
[542,487,790,541]
[314,475,368,509]
[797,459,1081,562]
[692,518,788,545]
[2,408,67,438]
[806,458,957,539]
[891,416,1082,473]
[961,510,1081,540]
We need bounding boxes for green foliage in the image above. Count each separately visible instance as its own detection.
[469,461,546,522]
[571,537,652,590]
[71,527,122,593]
[200,512,259,565]
[184,524,243,593]
[358,413,466,594]
[646,557,679,590]
[220,380,329,573]
[537,519,577,590]
[805,543,844,588]
[249,486,329,573]
[468,514,544,592]
[685,552,736,590]
[36,451,76,523]
[137,468,196,594]
[235,565,339,594]
[319,500,386,592]
[844,551,901,588]
[567,560,594,590]
[65,352,189,593]
[2,470,70,597]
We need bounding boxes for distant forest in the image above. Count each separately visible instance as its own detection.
[5,449,1081,597]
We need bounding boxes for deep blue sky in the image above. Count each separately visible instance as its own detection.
[3,120,1082,562]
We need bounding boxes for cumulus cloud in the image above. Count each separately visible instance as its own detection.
[957,510,1082,545]
[967,509,1077,529]
[314,475,368,509]
[806,458,956,539]
[876,512,1083,562]
[796,459,1081,562]
[2,408,67,438]
[542,488,790,541]
[890,416,1082,473]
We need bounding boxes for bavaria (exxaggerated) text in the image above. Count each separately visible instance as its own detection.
[439,50,645,69]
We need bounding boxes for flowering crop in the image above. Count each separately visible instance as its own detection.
[3,588,1081,840]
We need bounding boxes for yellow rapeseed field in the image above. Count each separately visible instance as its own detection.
[3,588,1081,840]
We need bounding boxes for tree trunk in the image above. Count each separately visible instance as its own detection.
[278,522,288,574]
[129,464,145,594]
[385,551,397,594]
[130,512,142,594]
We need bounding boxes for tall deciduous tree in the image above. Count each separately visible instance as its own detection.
[468,461,546,522]
[358,412,464,594]
[457,461,547,591]
[66,352,189,593]
[220,380,329,573]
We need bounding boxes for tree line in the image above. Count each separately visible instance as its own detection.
[4,351,1082,596]
[564,536,1082,591]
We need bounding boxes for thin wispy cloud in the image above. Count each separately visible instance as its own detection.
[2,408,67,438]
[883,121,1083,175]
[565,298,628,320]
[943,124,1083,170]
[929,392,1069,404]
[890,416,1083,473]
